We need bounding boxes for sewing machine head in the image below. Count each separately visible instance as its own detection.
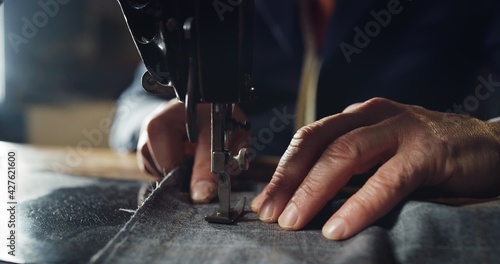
[117,0,255,224]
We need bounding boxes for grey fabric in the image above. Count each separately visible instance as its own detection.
[388,201,500,264]
[90,171,500,264]
[5,166,499,263]
[90,189,395,264]
[16,179,142,264]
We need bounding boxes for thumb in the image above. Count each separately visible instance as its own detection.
[190,105,217,203]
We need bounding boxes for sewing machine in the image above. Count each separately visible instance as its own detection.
[116,0,255,224]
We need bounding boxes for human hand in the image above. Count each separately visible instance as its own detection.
[250,97,500,240]
[137,100,248,203]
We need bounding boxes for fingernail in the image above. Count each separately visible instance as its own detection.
[278,203,298,229]
[191,180,216,203]
[323,218,346,240]
[258,199,275,222]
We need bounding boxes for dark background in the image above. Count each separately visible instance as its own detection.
[0,0,140,143]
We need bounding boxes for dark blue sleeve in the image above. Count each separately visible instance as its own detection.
[483,1,500,119]
[109,64,167,151]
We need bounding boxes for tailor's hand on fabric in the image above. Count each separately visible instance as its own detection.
[137,100,248,204]
[250,97,500,240]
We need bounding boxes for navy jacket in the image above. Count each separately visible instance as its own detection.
[111,0,500,156]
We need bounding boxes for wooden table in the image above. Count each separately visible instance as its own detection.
[0,141,281,182]
[0,141,495,206]
[0,141,155,181]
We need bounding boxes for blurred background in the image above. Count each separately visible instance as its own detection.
[0,0,140,147]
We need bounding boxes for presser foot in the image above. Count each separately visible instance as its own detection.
[205,197,246,224]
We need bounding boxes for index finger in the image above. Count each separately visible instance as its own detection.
[254,98,402,222]
[254,112,371,221]
[322,152,424,240]
[191,104,217,203]
[278,122,397,230]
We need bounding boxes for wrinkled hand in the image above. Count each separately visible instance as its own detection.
[137,100,248,203]
[250,97,500,240]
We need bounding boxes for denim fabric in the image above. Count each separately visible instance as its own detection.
[90,172,500,264]
[7,168,500,264]
[387,200,500,264]
[91,190,395,264]
[15,180,142,264]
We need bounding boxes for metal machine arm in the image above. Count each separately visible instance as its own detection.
[117,0,255,224]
